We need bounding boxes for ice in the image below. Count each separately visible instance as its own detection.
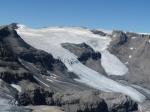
[101,50,128,76]
[16,25,127,76]
[16,25,145,102]
[72,61,145,102]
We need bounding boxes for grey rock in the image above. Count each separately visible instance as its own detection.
[17,86,54,106]
[53,91,138,112]
[138,100,150,112]
[109,30,150,91]
[62,42,106,74]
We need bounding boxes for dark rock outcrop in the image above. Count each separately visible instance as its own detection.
[17,87,54,106]
[53,91,138,112]
[91,29,107,36]
[0,79,18,97]
[111,31,128,46]
[62,43,101,61]
[62,43,106,74]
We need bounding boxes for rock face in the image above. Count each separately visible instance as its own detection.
[62,43,106,74]
[138,100,150,112]
[109,31,150,90]
[53,91,137,112]
[0,79,18,97]
[17,87,53,106]
[0,23,149,112]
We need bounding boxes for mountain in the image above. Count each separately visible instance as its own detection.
[0,23,150,112]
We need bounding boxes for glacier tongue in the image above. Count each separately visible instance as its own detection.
[16,25,145,102]
[101,50,128,76]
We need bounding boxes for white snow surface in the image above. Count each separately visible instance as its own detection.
[101,50,128,76]
[17,25,128,76]
[16,25,145,102]
[11,84,22,92]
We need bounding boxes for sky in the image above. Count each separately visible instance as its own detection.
[0,0,150,32]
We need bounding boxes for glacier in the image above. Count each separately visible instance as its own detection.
[16,25,145,102]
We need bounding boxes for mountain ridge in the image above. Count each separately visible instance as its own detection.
[0,23,150,112]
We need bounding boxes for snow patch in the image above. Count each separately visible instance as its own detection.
[50,76,57,79]
[17,24,26,29]
[129,55,132,58]
[125,62,129,65]
[34,76,50,87]
[11,84,22,92]
[130,47,134,50]
[46,79,54,82]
